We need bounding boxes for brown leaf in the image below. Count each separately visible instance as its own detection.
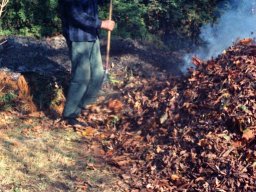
[195,177,205,182]
[156,145,163,153]
[192,56,203,66]
[171,174,180,181]
[81,127,98,137]
[108,99,123,112]
[111,155,132,167]
[239,38,253,45]
[232,141,243,148]
[242,128,255,141]
[28,111,43,118]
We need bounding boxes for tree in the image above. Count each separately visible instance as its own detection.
[0,0,9,18]
[0,0,60,36]
[0,0,228,49]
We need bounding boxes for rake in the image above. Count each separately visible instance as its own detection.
[104,0,113,81]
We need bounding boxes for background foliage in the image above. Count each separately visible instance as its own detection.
[0,0,60,37]
[0,0,230,48]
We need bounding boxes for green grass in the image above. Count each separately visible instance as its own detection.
[0,91,18,110]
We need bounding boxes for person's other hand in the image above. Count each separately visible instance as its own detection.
[101,20,115,31]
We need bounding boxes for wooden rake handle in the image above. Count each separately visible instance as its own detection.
[105,0,113,72]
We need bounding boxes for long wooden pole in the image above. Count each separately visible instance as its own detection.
[105,0,113,73]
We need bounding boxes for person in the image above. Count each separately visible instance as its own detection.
[59,0,115,127]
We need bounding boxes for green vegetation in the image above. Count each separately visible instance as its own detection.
[0,0,60,37]
[0,91,17,110]
[0,0,230,47]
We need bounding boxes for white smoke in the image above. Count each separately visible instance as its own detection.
[182,0,256,73]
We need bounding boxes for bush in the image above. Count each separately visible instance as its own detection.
[0,0,229,49]
[0,0,61,37]
[110,0,148,39]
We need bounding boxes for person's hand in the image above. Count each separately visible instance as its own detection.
[101,20,115,31]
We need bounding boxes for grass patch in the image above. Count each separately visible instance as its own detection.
[0,123,125,192]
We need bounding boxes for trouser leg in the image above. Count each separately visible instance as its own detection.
[79,39,104,108]
[63,41,93,118]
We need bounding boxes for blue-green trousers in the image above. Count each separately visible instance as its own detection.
[63,39,104,118]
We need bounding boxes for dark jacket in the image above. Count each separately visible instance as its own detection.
[59,0,102,42]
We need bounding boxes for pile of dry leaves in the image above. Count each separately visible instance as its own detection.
[87,40,256,191]
[0,71,37,114]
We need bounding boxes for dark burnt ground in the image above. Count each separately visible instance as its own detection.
[0,35,182,116]
[0,35,182,77]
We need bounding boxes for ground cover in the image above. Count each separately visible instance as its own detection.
[0,36,255,191]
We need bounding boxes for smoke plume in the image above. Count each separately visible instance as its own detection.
[182,0,256,73]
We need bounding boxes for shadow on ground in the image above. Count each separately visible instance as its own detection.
[0,36,70,118]
[101,37,184,76]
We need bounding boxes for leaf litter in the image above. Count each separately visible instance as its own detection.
[1,38,256,191]
[79,39,256,191]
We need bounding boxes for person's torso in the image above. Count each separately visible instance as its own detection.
[60,0,99,42]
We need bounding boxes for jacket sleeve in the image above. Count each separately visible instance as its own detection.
[69,1,102,29]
